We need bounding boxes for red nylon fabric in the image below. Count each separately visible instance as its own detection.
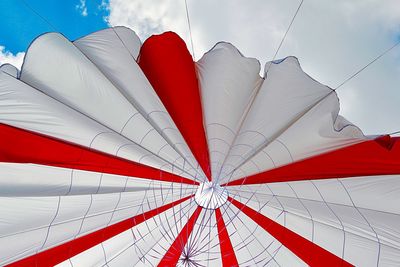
[7,195,193,267]
[229,197,354,267]
[0,123,198,185]
[138,32,212,181]
[224,136,400,186]
[158,206,202,266]
[215,208,239,267]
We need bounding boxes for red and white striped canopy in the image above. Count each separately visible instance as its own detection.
[0,26,399,267]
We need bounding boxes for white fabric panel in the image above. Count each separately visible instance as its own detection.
[0,163,194,197]
[241,194,371,265]
[59,198,196,267]
[0,188,194,265]
[108,186,197,226]
[55,260,73,267]
[340,175,400,214]
[379,245,400,267]
[0,71,193,178]
[229,175,400,266]
[219,57,333,180]
[74,26,142,61]
[179,209,222,266]
[0,163,72,197]
[361,210,400,255]
[196,42,262,181]
[0,197,59,237]
[225,200,307,266]
[1,27,399,267]
[275,93,365,160]
[272,246,308,267]
[101,230,135,266]
[298,179,354,206]
[20,32,135,132]
[279,198,347,255]
[79,193,121,235]
[0,228,49,265]
[43,194,91,250]
[0,71,104,146]
[18,32,197,180]
[69,245,107,267]
[344,231,379,266]
[74,27,205,181]
[224,205,275,266]
[232,174,400,215]
[230,175,400,266]
[0,196,59,265]
[0,63,19,77]
[150,200,199,266]
[227,92,365,183]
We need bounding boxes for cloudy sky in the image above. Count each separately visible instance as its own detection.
[0,0,399,135]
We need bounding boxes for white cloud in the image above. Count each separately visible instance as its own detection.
[103,0,400,135]
[0,46,25,69]
[76,0,88,17]
[104,0,190,48]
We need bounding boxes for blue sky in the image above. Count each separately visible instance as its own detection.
[0,0,109,54]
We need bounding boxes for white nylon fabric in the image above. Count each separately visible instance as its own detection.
[19,32,200,181]
[0,163,197,197]
[198,49,365,184]
[0,27,398,267]
[56,198,198,267]
[196,42,262,181]
[177,208,223,266]
[0,71,190,178]
[0,63,19,77]
[226,92,365,183]
[74,27,206,181]
[226,201,307,266]
[0,182,195,265]
[228,174,400,266]
[217,57,350,182]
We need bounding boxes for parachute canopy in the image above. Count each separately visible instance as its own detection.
[0,27,399,267]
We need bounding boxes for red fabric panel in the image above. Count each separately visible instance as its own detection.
[0,123,198,185]
[229,197,354,267]
[158,206,202,266]
[224,136,400,186]
[138,32,211,181]
[215,208,239,267]
[7,195,193,267]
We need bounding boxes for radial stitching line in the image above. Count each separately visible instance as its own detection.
[9,62,197,183]
[215,208,241,266]
[286,183,315,242]
[205,181,283,266]
[6,195,194,267]
[221,91,335,185]
[101,198,195,266]
[224,135,400,186]
[111,27,207,181]
[228,197,354,267]
[0,123,198,186]
[152,198,199,262]
[224,203,279,266]
[73,38,202,181]
[229,185,400,217]
[310,180,347,260]
[338,179,381,266]
[157,206,202,266]
[0,188,183,240]
[38,195,62,252]
[100,189,195,265]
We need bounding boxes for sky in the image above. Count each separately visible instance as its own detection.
[0,0,399,135]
